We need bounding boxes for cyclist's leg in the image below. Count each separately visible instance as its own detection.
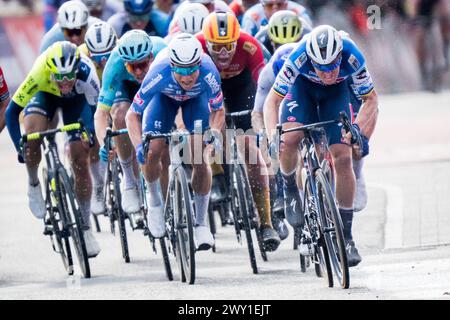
[111,81,141,213]
[22,92,53,219]
[279,76,317,227]
[141,93,178,237]
[318,81,360,266]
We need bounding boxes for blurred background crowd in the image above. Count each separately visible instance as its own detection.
[1,0,449,94]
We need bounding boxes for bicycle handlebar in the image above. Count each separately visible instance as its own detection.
[225,109,252,119]
[142,130,192,157]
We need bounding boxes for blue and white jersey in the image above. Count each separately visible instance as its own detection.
[39,16,102,53]
[130,48,224,115]
[272,34,374,97]
[242,2,312,37]
[97,36,167,110]
[254,43,296,113]
[107,10,169,37]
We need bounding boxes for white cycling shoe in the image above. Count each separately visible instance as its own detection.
[194,225,214,251]
[83,229,101,258]
[91,184,105,215]
[353,173,368,212]
[147,204,166,238]
[121,185,140,214]
[27,183,46,219]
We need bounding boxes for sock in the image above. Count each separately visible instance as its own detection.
[275,170,284,198]
[118,155,136,189]
[194,192,210,226]
[281,168,298,193]
[252,186,272,228]
[339,208,354,241]
[27,165,39,186]
[268,175,277,208]
[352,158,364,180]
[147,179,162,207]
[79,199,91,229]
[90,160,106,187]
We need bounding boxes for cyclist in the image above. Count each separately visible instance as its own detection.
[125,33,225,250]
[167,0,232,37]
[241,0,312,37]
[164,2,209,42]
[229,0,260,24]
[5,41,102,257]
[79,21,118,215]
[81,0,124,21]
[264,25,379,267]
[197,12,281,251]
[255,10,310,56]
[108,0,169,38]
[94,30,166,215]
[40,0,101,53]
[0,66,10,133]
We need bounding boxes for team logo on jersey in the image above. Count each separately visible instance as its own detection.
[133,93,144,106]
[204,73,221,93]
[287,100,299,113]
[294,52,307,69]
[0,75,3,87]
[355,68,367,80]
[243,41,257,55]
[348,54,361,71]
[287,116,296,122]
[283,66,295,81]
[142,73,163,94]
[154,121,162,130]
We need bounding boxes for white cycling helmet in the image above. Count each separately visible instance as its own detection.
[306,25,343,65]
[188,0,213,4]
[177,3,209,35]
[81,0,105,11]
[57,0,89,29]
[85,22,117,54]
[118,29,153,62]
[169,33,203,66]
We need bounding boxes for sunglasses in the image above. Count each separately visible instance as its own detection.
[128,13,151,24]
[171,64,200,76]
[53,70,77,82]
[206,42,237,54]
[62,27,86,37]
[311,55,342,72]
[125,59,150,73]
[91,51,111,65]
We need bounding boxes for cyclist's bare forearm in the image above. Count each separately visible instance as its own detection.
[94,108,110,146]
[355,90,379,139]
[263,90,283,141]
[251,111,265,132]
[209,107,225,132]
[125,109,143,149]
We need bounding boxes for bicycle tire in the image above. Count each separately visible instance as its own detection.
[159,237,173,281]
[304,177,333,287]
[316,169,350,289]
[207,202,217,253]
[57,167,91,278]
[174,167,196,284]
[233,164,258,274]
[112,159,130,263]
[43,167,74,276]
[92,214,101,233]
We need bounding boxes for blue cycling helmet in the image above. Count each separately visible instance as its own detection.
[118,30,153,62]
[124,0,153,15]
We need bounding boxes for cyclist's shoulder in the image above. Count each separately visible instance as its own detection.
[40,23,65,53]
[238,31,263,55]
[149,36,168,56]
[77,53,97,82]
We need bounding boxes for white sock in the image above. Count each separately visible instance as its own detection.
[194,192,210,226]
[27,165,39,186]
[90,160,106,188]
[147,179,162,207]
[118,155,136,189]
[352,158,364,179]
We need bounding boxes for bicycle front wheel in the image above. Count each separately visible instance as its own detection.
[57,167,91,278]
[174,167,196,285]
[316,169,350,289]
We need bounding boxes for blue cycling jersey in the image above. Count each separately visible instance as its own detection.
[97,36,167,110]
[130,49,223,115]
[108,11,169,38]
[272,34,375,98]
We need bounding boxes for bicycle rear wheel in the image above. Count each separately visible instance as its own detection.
[112,159,130,263]
[57,167,91,278]
[43,167,74,276]
[316,169,350,289]
[174,167,196,284]
[233,163,258,274]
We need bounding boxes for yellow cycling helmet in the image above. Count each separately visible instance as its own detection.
[268,10,303,45]
[45,41,81,75]
[202,12,240,43]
